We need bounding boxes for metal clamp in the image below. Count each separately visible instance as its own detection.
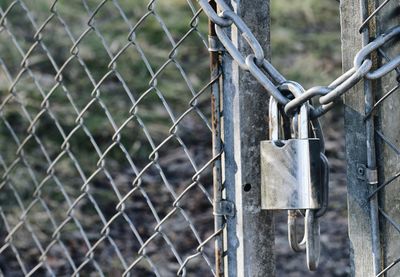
[357,163,378,185]
[214,200,235,217]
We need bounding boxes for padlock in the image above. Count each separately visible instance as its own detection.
[260,94,322,210]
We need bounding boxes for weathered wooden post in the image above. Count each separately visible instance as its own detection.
[341,0,400,276]
[222,0,275,276]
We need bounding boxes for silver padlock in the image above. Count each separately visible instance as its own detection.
[260,95,322,210]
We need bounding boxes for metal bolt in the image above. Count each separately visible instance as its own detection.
[357,165,365,177]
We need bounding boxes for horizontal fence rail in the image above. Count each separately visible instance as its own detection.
[0,1,221,276]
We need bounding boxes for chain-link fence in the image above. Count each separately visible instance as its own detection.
[341,0,400,276]
[0,1,221,276]
[0,0,399,276]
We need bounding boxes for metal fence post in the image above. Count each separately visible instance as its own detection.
[221,0,275,276]
[341,1,400,276]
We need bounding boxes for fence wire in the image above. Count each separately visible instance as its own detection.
[360,0,400,276]
[1,0,399,276]
[0,0,220,276]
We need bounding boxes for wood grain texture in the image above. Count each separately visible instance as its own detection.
[222,0,275,276]
[340,1,375,276]
[342,1,400,276]
[375,1,400,276]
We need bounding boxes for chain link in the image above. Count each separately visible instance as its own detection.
[198,0,400,118]
[0,0,218,276]
[198,0,400,273]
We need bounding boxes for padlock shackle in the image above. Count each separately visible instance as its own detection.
[278,81,310,139]
[288,210,321,270]
[288,210,306,252]
[263,80,328,271]
[268,97,280,141]
[277,81,325,271]
[315,153,329,218]
[279,81,327,152]
[306,210,320,270]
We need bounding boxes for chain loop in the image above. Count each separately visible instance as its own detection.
[198,0,400,118]
[220,10,265,65]
[319,59,373,105]
[198,0,400,272]
[247,56,289,104]
[354,26,400,70]
[199,0,232,27]
[367,55,400,80]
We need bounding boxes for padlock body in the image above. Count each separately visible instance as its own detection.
[260,138,321,210]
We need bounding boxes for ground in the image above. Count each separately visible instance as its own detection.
[0,0,350,276]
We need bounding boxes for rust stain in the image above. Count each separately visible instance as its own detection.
[215,248,224,276]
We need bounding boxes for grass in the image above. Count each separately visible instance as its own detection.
[271,0,341,87]
[0,0,342,276]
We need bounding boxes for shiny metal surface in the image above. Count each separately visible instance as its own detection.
[260,138,322,210]
[199,0,400,117]
[198,0,398,273]
[261,83,327,270]
[261,90,322,210]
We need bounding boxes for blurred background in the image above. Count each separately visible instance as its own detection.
[0,0,349,276]
[270,1,349,276]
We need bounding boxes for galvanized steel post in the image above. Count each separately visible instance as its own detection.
[221,0,275,276]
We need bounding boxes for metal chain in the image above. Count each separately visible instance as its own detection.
[198,0,400,119]
[0,0,218,276]
[198,0,400,272]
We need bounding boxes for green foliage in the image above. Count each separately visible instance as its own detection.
[0,0,341,204]
[271,0,341,87]
[0,0,210,221]
[0,1,342,274]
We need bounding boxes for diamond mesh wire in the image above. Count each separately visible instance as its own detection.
[0,0,219,276]
[360,0,400,276]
